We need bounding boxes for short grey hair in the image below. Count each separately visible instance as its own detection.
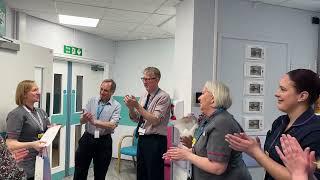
[101,79,116,93]
[204,81,232,109]
[143,67,161,79]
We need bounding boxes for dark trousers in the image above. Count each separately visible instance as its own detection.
[73,132,112,180]
[137,134,167,180]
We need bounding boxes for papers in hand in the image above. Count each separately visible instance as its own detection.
[40,125,61,147]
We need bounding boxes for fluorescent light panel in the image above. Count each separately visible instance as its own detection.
[59,14,99,27]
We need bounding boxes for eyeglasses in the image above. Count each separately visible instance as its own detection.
[141,77,156,81]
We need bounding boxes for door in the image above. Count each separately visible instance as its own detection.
[51,60,104,179]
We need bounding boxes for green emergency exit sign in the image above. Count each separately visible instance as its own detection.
[64,45,82,56]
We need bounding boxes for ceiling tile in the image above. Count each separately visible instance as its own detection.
[158,16,175,34]
[134,24,165,34]
[144,14,172,26]
[155,0,180,15]
[69,25,101,34]
[102,9,150,23]
[5,0,176,40]
[98,19,139,32]
[56,1,105,18]
[127,31,171,40]
[5,0,56,13]
[155,6,176,15]
[22,10,59,24]
[56,0,112,7]
[108,0,167,13]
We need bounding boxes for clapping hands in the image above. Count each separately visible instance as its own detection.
[275,134,316,180]
[124,95,139,109]
[225,132,262,156]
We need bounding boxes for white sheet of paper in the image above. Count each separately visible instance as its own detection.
[35,155,44,179]
[40,125,61,146]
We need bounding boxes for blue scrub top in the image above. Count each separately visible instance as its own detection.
[264,107,320,180]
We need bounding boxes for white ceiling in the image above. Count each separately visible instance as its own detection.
[4,0,320,41]
[5,0,180,41]
[248,0,320,12]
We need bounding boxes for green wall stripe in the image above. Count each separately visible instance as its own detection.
[113,96,174,127]
[113,96,139,126]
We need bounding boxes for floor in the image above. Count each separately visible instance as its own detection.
[64,158,136,180]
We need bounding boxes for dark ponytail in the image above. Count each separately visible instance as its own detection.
[287,69,320,105]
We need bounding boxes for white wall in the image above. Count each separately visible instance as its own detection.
[173,0,194,114]
[216,1,319,179]
[112,38,175,96]
[217,0,319,134]
[191,0,216,116]
[0,41,53,131]
[23,14,115,64]
[219,0,319,69]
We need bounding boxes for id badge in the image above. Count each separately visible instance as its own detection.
[94,129,100,138]
[192,137,196,147]
[37,133,44,139]
[138,127,146,135]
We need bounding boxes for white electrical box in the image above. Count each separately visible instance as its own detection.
[244,116,264,131]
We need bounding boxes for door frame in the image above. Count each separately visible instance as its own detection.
[52,54,108,178]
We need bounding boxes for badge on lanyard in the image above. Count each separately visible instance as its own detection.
[138,127,146,135]
[94,129,100,138]
[192,137,196,147]
[38,133,44,139]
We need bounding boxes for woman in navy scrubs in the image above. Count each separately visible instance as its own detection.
[225,69,320,180]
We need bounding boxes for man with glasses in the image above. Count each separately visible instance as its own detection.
[124,67,171,180]
[74,79,121,180]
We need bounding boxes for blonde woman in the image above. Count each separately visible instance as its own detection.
[6,80,50,180]
[163,81,251,180]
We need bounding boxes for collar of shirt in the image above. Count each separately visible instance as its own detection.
[147,88,160,98]
[24,105,36,112]
[98,97,112,106]
[281,107,315,129]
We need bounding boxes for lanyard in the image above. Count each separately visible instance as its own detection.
[23,106,44,131]
[137,88,161,130]
[145,88,161,109]
[96,102,108,120]
[194,108,224,144]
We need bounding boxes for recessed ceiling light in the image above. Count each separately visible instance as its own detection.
[58,14,99,27]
